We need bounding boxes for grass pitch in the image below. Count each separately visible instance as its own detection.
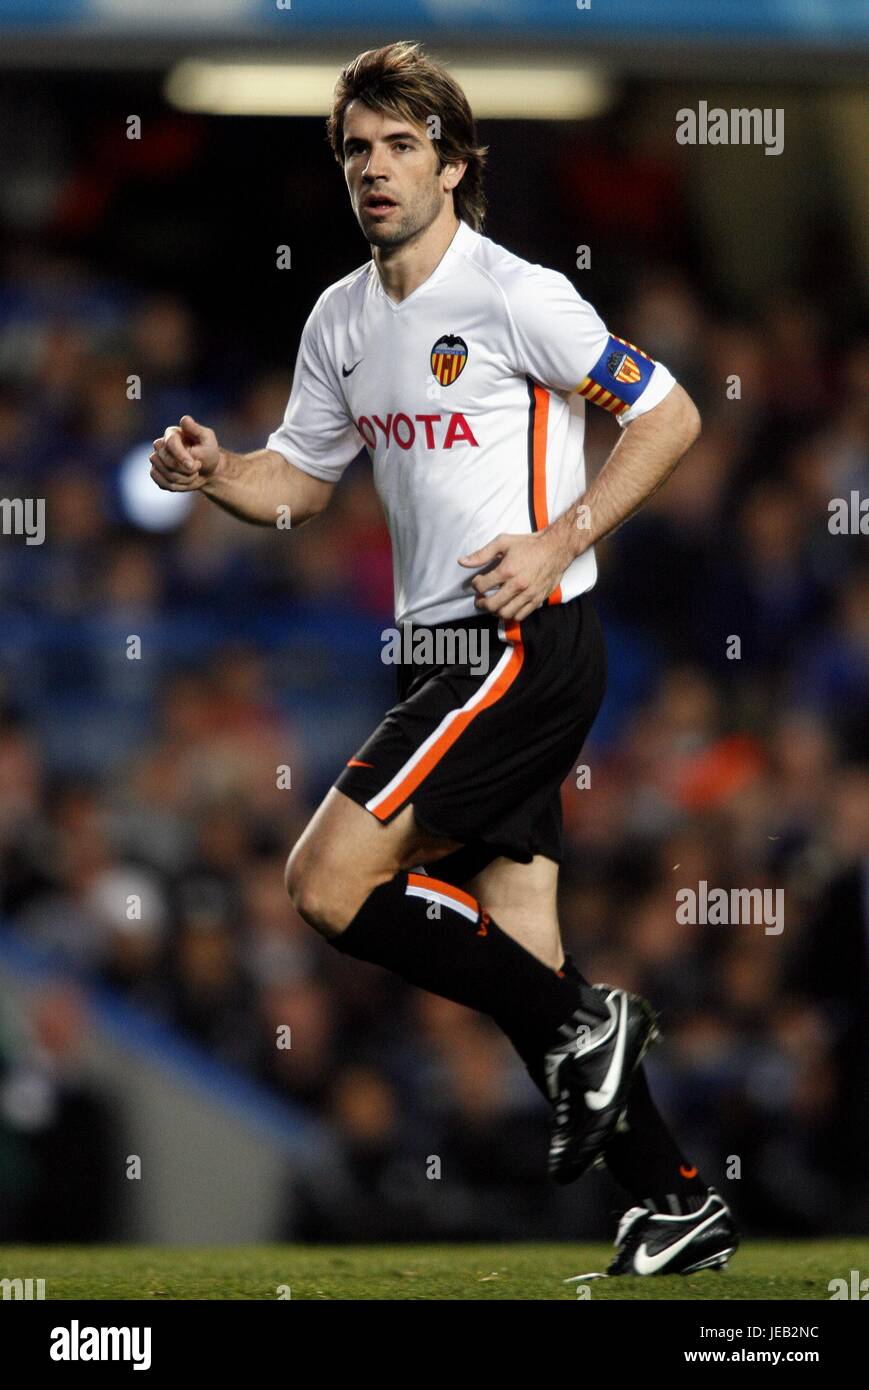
[1,1240,866,1299]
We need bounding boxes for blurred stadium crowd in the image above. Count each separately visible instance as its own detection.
[0,98,867,1243]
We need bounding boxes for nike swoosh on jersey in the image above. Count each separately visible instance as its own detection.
[342,360,362,377]
[584,994,626,1111]
[633,1207,723,1275]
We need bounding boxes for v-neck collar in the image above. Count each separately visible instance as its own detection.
[371,219,472,313]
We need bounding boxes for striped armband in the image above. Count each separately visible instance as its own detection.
[575,335,656,416]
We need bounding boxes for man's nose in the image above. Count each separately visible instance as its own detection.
[362,152,389,181]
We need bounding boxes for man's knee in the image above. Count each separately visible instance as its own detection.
[285,842,338,935]
[284,840,383,938]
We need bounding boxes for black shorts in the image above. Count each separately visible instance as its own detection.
[335,593,607,886]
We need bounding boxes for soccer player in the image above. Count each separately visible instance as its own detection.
[152,41,738,1276]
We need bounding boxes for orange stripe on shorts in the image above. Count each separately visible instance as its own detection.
[369,625,525,821]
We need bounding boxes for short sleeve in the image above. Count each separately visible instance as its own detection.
[266,302,362,481]
[576,334,677,427]
[502,266,676,428]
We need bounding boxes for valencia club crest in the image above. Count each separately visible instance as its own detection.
[431,334,468,387]
[606,350,642,385]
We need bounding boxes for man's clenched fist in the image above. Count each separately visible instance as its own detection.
[150,415,221,492]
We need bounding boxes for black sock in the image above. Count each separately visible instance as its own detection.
[332,870,609,1058]
[560,954,708,1214]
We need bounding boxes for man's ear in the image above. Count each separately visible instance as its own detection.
[443,160,468,191]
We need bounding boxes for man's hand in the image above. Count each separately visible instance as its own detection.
[150,415,221,492]
[460,384,702,622]
[459,528,574,622]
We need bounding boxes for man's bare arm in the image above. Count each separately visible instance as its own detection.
[459,383,701,621]
[550,382,701,558]
[150,414,334,526]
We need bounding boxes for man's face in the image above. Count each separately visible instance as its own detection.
[342,100,460,248]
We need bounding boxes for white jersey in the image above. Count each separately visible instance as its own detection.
[267,218,676,626]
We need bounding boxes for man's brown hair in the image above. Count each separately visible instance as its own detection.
[327,40,488,231]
